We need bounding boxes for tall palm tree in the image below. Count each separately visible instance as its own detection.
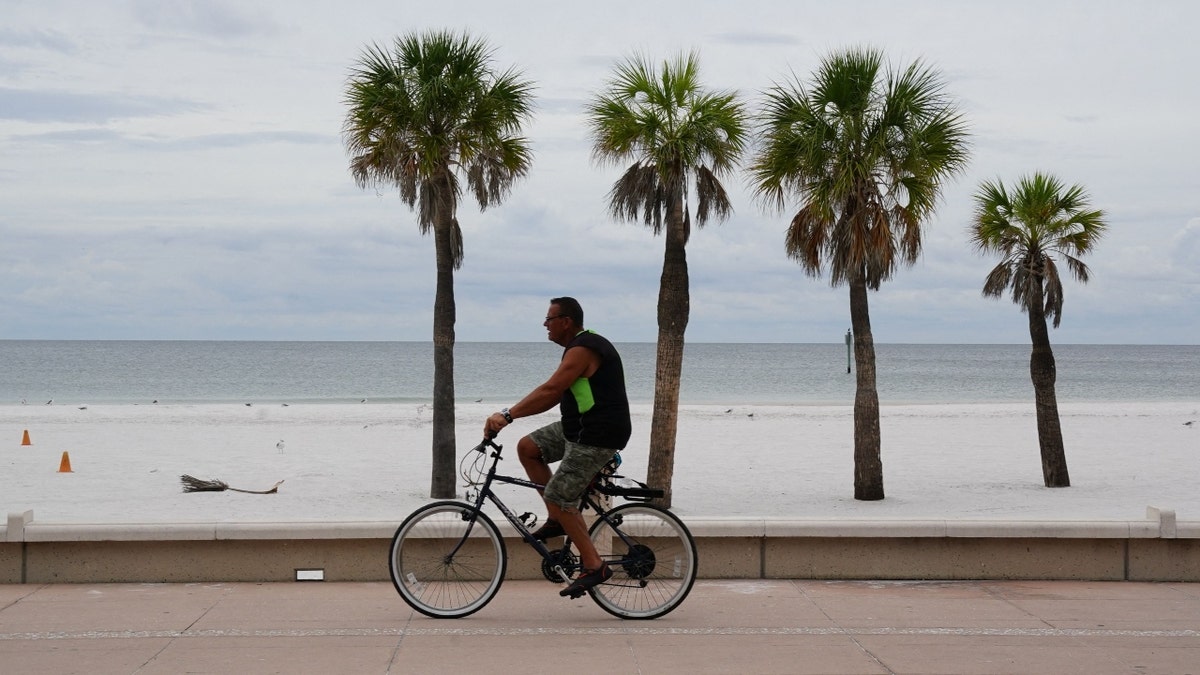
[343,30,534,498]
[750,47,970,500]
[586,52,747,507]
[970,172,1107,488]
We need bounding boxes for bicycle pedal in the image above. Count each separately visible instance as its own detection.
[562,588,587,600]
[518,512,538,529]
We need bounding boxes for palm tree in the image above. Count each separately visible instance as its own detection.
[970,173,1107,488]
[343,30,534,498]
[586,52,747,507]
[750,47,970,500]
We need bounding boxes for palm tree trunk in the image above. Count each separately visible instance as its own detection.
[849,279,883,500]
[429,206,458,499]
[646,209,689,509]
[1027,291,1069,488]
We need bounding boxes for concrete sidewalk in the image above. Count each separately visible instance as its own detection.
[1,579,1198,674]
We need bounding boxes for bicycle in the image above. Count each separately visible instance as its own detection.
[388,437,698,619]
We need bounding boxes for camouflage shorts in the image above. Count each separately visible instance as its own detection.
[526,421,618,511]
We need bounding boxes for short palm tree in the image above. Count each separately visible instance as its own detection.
[750,47,970,500]
[343,30,534,498]
[586,52,747,507]
[970,172,1107,488]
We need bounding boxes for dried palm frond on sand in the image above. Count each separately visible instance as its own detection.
[180,475,284,494]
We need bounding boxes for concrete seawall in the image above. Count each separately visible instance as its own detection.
[5,508,1198,584]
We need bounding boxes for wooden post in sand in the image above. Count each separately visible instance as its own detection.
[845,328,852,374]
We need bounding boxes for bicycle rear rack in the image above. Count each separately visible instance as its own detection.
[594,477,663,502]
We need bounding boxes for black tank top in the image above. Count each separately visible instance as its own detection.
[559,330,631,450]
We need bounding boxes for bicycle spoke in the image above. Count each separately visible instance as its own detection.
[389,501,507,618]
[586,504,697,619]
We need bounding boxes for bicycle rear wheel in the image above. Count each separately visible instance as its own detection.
[389,500,506,619]
[586,503,697,619]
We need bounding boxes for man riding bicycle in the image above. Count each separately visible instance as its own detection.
[484,296,632,597]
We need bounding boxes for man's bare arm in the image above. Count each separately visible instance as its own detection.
[485,346,598,435]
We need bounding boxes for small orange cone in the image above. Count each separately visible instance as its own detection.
[58,451,73,473]
[21,429,32,445]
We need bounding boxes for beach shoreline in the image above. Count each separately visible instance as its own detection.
[3,401,1197,525]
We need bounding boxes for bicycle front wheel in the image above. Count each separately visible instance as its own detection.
[586,503,698,619]
[389,500,507,619]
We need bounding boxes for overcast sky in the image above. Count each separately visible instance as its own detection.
[1,0,1197,344]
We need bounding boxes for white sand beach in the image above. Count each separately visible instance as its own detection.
[3,401,1198,525]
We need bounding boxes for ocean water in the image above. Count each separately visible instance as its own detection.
[0,341,1196,406]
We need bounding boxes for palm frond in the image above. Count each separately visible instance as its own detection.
[969,172,1107,329]
[607,162,660,231]
[180,475,228,492]
[450,217,464,269]
[180,475,285,494]
[342,29,534,234]
[588,51,746,235]
[750,46,969,288]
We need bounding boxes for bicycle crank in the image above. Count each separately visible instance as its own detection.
[541,549,578,583]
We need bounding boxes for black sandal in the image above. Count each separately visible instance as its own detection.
[559,563,612,598]
[530,518,565,542]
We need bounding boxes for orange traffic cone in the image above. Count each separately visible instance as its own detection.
[58,451,73,473]
[21,429,32,445]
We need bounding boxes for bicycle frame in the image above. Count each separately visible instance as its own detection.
[456,438,639,583]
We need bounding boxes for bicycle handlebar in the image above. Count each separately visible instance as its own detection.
[472,437,501,454]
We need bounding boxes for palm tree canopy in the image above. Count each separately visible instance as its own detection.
[342,30,534,267]
[970,172,1107,327]
[750,47,970,289]
[586,51,748,239]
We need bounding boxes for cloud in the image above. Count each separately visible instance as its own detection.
[130,0,280,39]
[0,28,77,53]
[1,0,1197,344]
[0,220,429,340]
[534,97,586,116]
[711,32,803,47]
[8,124,334,161]
[151,131,334,150]
[0,87,201,123]
[9,128,127,145]
[1169,219,1200,284]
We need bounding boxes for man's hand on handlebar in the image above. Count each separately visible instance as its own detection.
[484,411,509,439]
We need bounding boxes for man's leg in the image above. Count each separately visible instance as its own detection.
[518,433,567,540]
[549,498,614,596]
[517,435,551,487]
[541,440,616,578]
[546,502,602,571]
